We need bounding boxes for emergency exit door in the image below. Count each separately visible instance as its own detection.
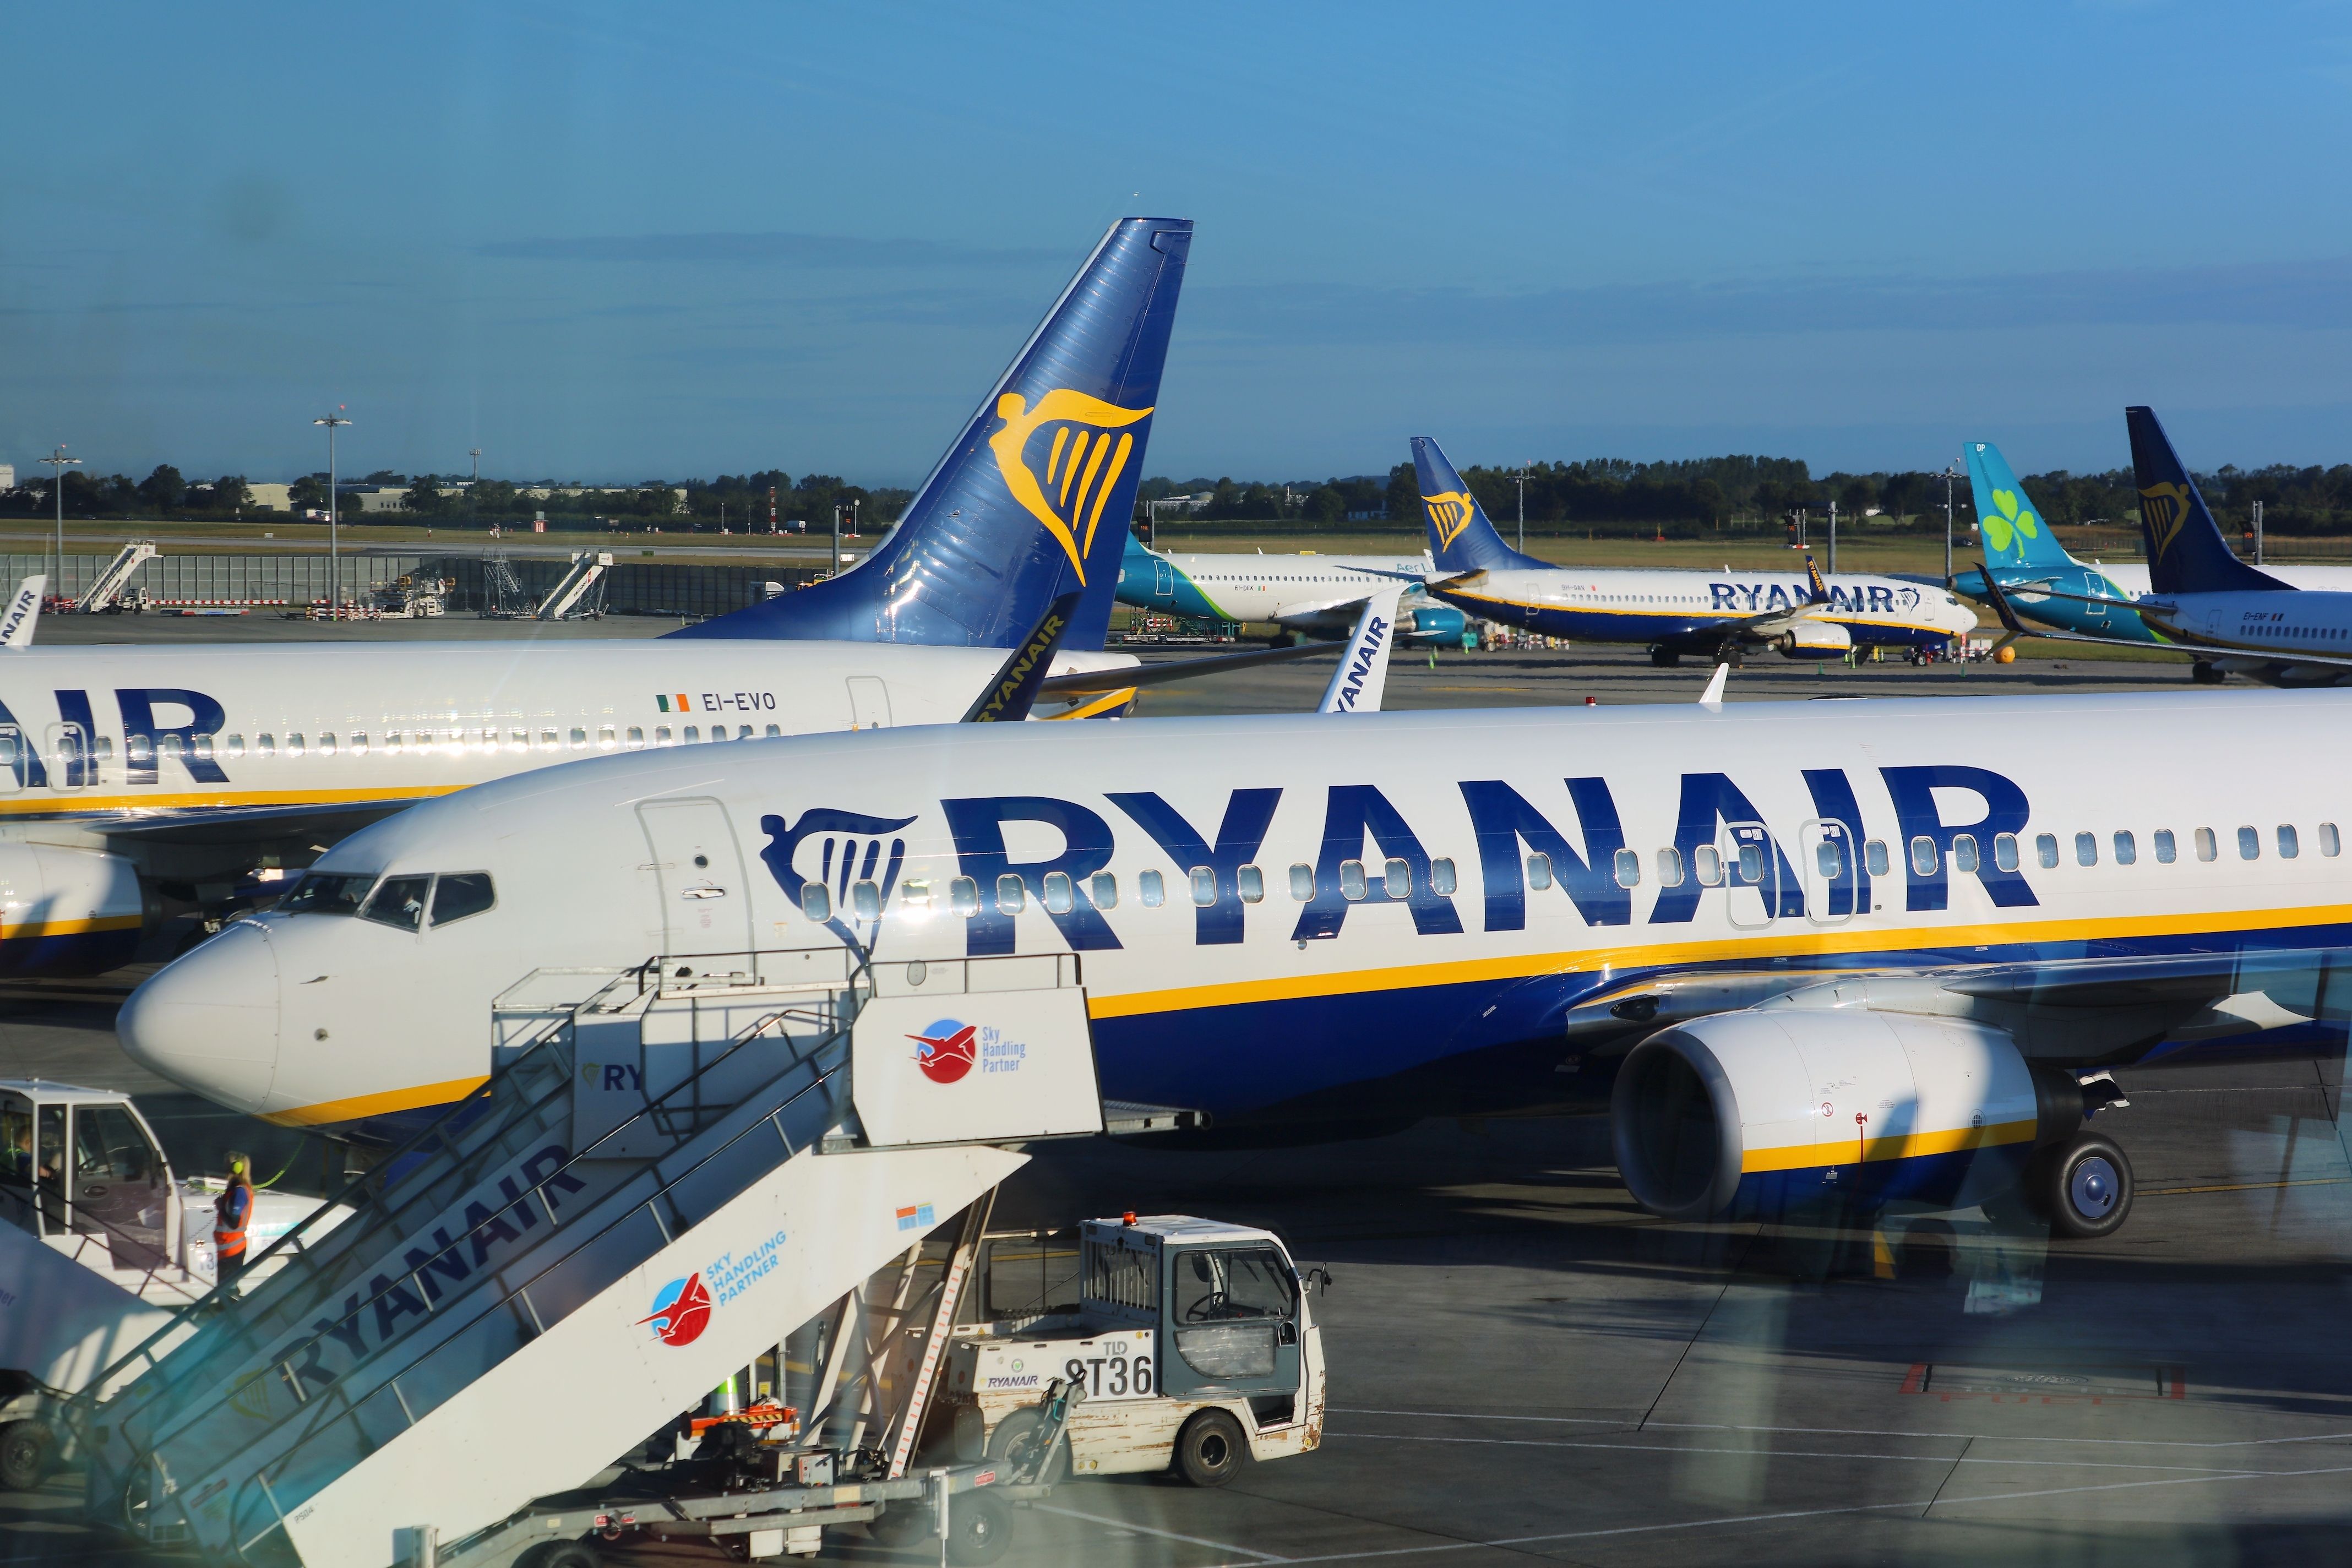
[636,797,756,959]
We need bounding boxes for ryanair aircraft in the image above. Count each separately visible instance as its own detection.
[126,683,2352,1242]
[0,216,1196,973]
[1114,532,1468,645]
[1414,437,1978,664]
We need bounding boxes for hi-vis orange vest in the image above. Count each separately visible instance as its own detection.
[214,1182,252,1260]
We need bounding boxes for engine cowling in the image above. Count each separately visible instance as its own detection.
[1610,1008,2083,1219]
[1775,619,1852,657]
[1401,603,1467,642]
[0,842,146,975]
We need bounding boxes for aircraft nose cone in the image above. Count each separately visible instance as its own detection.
[118,920,280,1113]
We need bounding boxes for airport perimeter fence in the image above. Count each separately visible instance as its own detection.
[0,554,820,620]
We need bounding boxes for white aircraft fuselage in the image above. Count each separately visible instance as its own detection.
[0,639,1131,971]
[123,687,2352,1230]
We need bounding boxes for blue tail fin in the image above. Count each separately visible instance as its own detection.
[1412,437,1548,571]
[2125,406,2286,595]
[670,217,1192,648]
[1803,554,1830,604]
[1963,441,2076,574]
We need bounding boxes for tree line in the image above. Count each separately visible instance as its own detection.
[14,456,2352,539]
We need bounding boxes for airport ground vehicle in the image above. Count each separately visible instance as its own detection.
[944,1215,1327,1485]
[0,1081,348,1490]
[67,944,1190,1567]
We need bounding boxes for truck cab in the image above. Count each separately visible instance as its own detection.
[0,1079,200,1293]
[944,1214,1325,1486]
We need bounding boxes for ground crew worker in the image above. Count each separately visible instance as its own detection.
[214,1151,255,1278]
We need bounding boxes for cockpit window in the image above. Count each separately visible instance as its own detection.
[280,872,375,915]
[360,875,431,932]
[430,873,496,927]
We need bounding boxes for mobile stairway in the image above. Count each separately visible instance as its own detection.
[71,541,157,613]
[534,552,612,620]
[75,945,1103,1568]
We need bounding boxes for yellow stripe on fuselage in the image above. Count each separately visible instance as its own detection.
[260,1074,491,1129]
[1082,899,2352,1020]
[0,784,465,819]
[1741,1117,2038,1173]
[0,914,141,938]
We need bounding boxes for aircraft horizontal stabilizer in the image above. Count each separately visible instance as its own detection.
[1037,640,1337,696]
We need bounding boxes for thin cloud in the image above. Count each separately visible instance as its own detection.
[473,231,1067,268]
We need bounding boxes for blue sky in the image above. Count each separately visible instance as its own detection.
[8,2,2352,484]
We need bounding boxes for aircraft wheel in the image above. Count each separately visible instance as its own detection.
[2191,661,2225,684]
[0,1421,51,1491]
[1174,1409,1248,1487]
[2045,1133,2133,1239]
[1266,631,1296,649]
[1650,647,1680,668]
[946,1490,1014,1566]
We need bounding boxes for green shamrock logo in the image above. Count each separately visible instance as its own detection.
[1983,488,2040,554]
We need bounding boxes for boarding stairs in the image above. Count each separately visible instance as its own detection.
[72,541,157,612]
[76,946,1102,1568]
[533,552,612,620]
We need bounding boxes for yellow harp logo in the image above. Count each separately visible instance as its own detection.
[1424,491,1477,549]
[2139,482,2192,560]
[988,389,1153,585]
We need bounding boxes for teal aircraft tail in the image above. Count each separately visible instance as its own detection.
[1963,442,2074,575]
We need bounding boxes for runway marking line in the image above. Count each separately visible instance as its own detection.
[1333,1407,2352,1451]
[1028,1500,1291,1562]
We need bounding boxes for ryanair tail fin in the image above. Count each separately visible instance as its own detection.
[2125,406,2286,596]
[1412,437,1548,572]
[671,217,1193,650]
[1963,442,2075,573]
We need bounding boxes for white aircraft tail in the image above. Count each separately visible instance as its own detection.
[1320,587,1404,714]
[0,576,45,647]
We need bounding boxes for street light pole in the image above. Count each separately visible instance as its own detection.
[38,446,80,608]
[1941,465,1958,588]
[313,411,352,612]
[1827,499,1837,575]
[1513,464,1531,554]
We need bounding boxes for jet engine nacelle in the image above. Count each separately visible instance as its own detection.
[0,841,146,975]
[1775,620,1852,657]
[1401,603,1467,642]
[1610,1008,2084,1220]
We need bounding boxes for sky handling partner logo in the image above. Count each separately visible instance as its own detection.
[639,1272,713,1347]
[1423,491,1476,549]
[989,388,1154,584]
[911,1019,978,1084]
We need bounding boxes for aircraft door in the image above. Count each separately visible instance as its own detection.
[0,726,25,795]
[1158,1243,1301,1404]
[846,676,892,731]
[1152,558,1175,600]
[45,722,89,790]
[1723,821,1779,929]
[636,797,756,961]
[1798,819,1856,925]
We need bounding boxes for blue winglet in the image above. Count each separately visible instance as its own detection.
[670,217,1193,650]
[2125,406,2287,596]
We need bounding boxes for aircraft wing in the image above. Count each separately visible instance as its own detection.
[99,798,422,848]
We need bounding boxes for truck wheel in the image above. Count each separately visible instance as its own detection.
[946,1490,1013,1566]
[867,1501,934,1548]
[1174,1409,1247,1487]
[0,1421,51,1490]
[527,1545,600,1568]
[987,1407,1069,1485]
[2046,1133,2133,1240]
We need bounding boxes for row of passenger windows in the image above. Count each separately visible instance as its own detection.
[15,723,788,766]
[799,858,1464,922]
[799,818,2347,922]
